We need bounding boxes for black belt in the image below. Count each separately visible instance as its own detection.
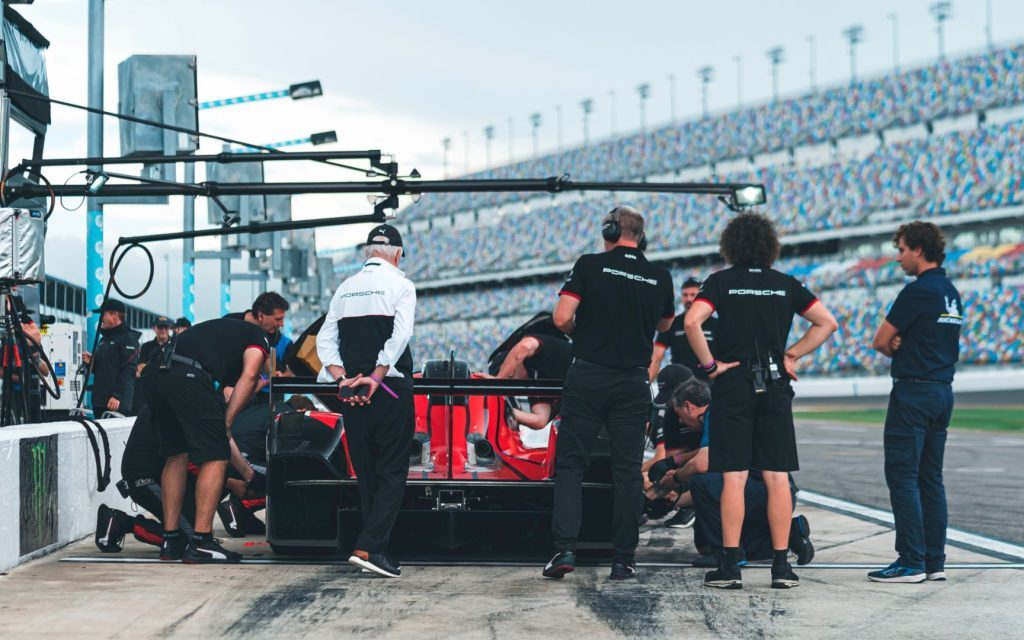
[170,354,211,375]
[572,357,646,372]
[894,377,950,385]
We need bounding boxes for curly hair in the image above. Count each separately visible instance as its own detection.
[893,221,946,265]
[719,213,780,268]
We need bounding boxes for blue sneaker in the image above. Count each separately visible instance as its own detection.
[867,561,925,583]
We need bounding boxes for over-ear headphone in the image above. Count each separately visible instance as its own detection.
[601,208,647,251]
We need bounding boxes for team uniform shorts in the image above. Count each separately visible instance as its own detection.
[708,367,799,472]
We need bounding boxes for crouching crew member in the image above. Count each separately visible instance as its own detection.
[685,213,837,590]
[650,380,814,568]
[868,222,961,584]
[494,333,572,429]
[544,206,674,581]
[143,317,270,563]
[317,224,416,579]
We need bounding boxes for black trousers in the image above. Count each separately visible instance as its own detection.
[342,377,414,553]
[128,479,197,537]
[552,360,650,560]
[690,471,796,561]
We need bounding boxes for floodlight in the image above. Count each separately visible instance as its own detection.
[289,81,323,100]
[310,130,337,145]
[86,172,109,194]
[733,185,766,207]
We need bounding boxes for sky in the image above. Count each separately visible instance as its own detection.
[12,0,1024,320]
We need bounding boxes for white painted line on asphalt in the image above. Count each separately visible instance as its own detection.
[797,438,873,446]
[798,489,1024,560]
[991,438,1024,446]
[949,467,1005,473]
[57,557,1024,569]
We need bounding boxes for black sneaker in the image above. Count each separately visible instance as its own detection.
[704,562,742,589]
[771,562,800,589]
[216,498,245,538]
[610,559,636,581]
[94,504,127,553]
[693,547,748,568]
[788,514,815,565]
[664,508,696,529]
[542,550,576,579]
[348,550,401,578]
[183,537,243,564]
[159,533,188,561]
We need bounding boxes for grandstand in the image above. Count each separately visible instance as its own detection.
[331,44,1024,378]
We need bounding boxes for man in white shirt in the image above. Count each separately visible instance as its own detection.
[317,224,416,578]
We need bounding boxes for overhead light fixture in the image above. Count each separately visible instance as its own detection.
[732,185,766,207]
[86,171,109,194]
[289,80,323,100]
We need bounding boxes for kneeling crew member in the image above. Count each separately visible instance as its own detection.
[651,380,814,568]
[317,224,416,579]
[144,317,270,563]
[685,213,837,590]
[544,206,675,581]
[867,222,961,584]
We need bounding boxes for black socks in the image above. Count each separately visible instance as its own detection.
[773,549,789,566]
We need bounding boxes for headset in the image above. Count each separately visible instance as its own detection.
[601,207,647,251]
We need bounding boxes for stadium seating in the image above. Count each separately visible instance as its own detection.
[334,120,1024,282]
[400,45,1024,222]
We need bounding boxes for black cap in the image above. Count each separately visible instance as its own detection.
[361,224,404,253]
[92,299,127,314]
[174,316,192,328]
[153,315,172,328]
[654,364,694,405]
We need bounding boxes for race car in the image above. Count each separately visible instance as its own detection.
[266,315,616,558]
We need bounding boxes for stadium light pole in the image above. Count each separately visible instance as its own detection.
[842,24,864,83]
[888,13,899,73]
[733,55,743,107]
[766,46,784,102]
[506,117,513,164]
[529,112,542,159]
[668,74,676,122]
[985,0,993,50]
[483,125,495,168]
[636,83,650,133]
[555,105,563,151]
[806,36,817,92]
[442,137,451,178]
[697,67,713,118]
[930,1,952,60]
[581,98,593,146]
[199,81,322,110]
[608,89,617,136]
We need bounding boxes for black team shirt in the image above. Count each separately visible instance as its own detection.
[559,246,675,369]
[174,318,270,385]
[695,265,818,361]
[523,334,573,414]
[656,312,718,370]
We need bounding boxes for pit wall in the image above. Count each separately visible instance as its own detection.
[0,418,134,572]
[795,367,1024,398]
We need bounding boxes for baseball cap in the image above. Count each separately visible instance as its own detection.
[174,317,192,329]
[92,299,127,314]
[361,224,405,254]
[654,364,695,405]
[153,315,172,328]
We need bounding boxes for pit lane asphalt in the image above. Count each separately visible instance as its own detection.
[793,419,1024,546]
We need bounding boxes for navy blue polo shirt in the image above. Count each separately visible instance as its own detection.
[885,267,963,383]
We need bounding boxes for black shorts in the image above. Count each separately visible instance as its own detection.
[708,367,798,472]
[142,364,230,464]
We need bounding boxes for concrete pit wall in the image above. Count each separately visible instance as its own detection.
[0,418,134,572]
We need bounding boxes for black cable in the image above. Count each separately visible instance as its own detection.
[0,167,56,219]
[4,89,390,177]
[74,241,155,411]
